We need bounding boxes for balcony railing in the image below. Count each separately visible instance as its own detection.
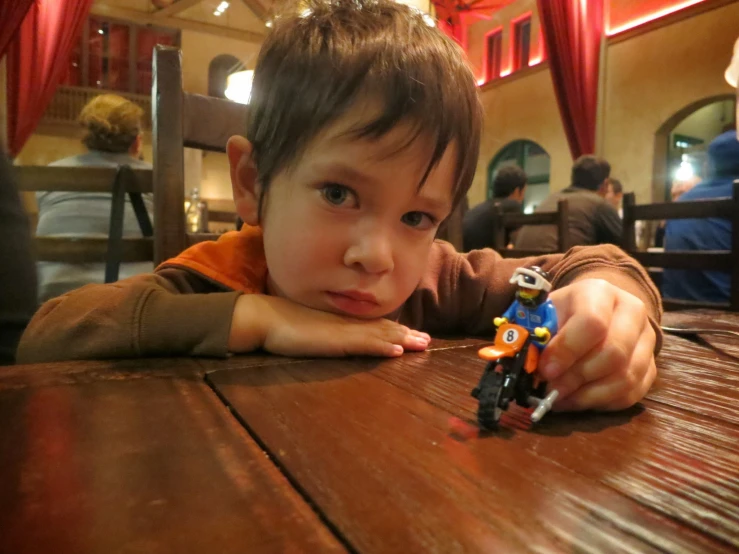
[41,86,152,129]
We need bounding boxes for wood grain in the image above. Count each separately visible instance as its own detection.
[15,166,153,193]
[34,236,152,263]
[0,377,345,554]
[209,339,739,553]
[152,46,187,264]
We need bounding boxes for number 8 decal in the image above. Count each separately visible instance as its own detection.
[503,329,518,343]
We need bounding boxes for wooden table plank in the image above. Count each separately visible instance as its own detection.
[209,355,735,553]
[0,377,346,554]
[368,345,739,550]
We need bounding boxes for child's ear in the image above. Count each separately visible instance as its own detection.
[227,135,261,226]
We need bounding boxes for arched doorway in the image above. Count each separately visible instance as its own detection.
[208,54,246,98]
[488,139,550,213]
[653,95,736,201]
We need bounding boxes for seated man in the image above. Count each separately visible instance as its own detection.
[663,130,739,303]
[462,165,527,251]
[514,155,622,251]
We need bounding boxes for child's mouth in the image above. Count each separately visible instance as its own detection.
[326,290,380,316]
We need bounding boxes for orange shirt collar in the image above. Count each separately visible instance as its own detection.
[157,225,267,293]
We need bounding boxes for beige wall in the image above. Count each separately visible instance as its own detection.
[603,1,739,202]
[470,66,570,207]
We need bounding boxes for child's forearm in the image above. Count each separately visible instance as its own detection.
[228,295,270,353]
[18,274,240,363]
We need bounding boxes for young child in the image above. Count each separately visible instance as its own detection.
[19,0,661,414]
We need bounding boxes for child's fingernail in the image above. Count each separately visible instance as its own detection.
[413,336,429,346]
[392,344,404,355]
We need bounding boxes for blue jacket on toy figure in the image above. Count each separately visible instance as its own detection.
[495,266,558,350]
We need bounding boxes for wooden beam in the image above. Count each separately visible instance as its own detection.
[90,5,265,44]
[153,0,203,18]
[240,0,268,22]
[34,237,153,263]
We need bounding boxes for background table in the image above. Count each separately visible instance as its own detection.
[1,312,738,553]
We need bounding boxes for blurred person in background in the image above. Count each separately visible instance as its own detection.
[663,130,739,303]
[463,165,527,251]
[515,155,621,251]
[36,94,154,302]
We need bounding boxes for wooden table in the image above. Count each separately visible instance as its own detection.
[1,312,738,553]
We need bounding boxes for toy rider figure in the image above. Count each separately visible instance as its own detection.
[495,266,558,349]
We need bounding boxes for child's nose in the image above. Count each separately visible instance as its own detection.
[343,231,394,275]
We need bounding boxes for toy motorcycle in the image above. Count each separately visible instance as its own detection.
[470,322,559,429]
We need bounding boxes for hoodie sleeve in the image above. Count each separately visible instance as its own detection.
[17,268,242,364]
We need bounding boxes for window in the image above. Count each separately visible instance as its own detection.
[484,30,502,82]
[59,17,180,95]
[208,54,246,98]
[488,140,550,213]
[512,16,531,71]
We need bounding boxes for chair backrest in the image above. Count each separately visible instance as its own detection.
[152,45,248,261]
[621,182,739,311]
[493,199,570,258]
[16,166,154,266]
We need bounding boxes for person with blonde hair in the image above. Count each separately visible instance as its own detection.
[36,93,153,301]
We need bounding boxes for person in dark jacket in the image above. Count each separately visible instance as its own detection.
[463,165,527,251]
[514,155,622,251]
[663,130,739,303]
[0,153,37,364]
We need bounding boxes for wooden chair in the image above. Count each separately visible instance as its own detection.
[16,165,154,281]
[621,182,739,311]
[152,45,248,260]
[493,200,570,258]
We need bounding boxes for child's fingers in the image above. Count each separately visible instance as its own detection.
[553,331,656,412]
[546,297,647,398]
[540,289,615,380]
[345,322,430,357]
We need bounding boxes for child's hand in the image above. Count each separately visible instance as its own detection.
[229,294,430,357]
[539,279,657,412]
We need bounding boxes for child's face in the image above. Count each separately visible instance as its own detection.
[230,113,457,319]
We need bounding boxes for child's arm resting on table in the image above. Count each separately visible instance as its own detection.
[18,267,429,364]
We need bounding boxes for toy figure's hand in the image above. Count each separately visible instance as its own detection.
[493,317,507,327]
[540,279,657,412]
[228,294,430,357]
[534,327,551,343]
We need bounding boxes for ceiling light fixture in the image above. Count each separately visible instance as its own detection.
[214,1,229,16]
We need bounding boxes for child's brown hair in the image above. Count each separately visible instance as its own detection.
[247,0,482,213]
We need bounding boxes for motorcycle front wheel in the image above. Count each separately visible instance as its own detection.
[477,372,504,429]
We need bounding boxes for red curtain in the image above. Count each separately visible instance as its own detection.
[0,0,35,59]
[537,0,604,159]
[6,0,95,157]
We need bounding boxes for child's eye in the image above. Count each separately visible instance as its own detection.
[321,184,358,208]
[401,211,436,230]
